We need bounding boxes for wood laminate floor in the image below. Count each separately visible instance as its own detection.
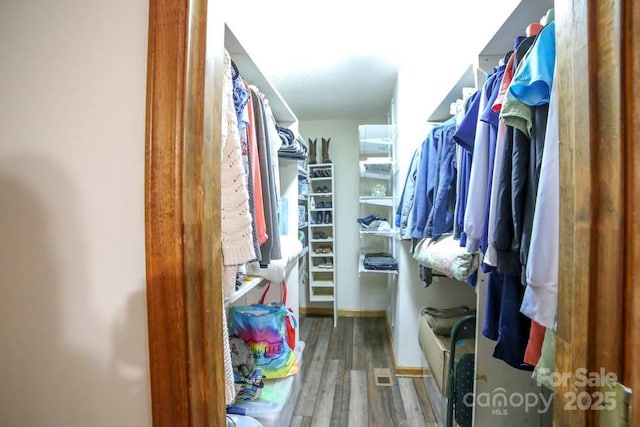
[291,316,445,427]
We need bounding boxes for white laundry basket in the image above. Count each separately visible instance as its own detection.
[230,342,305,427]
[226,414,264,427]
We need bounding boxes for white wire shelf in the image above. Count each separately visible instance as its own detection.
[359,196,395,207]
[359,228,399,238]
[224,276,267,307]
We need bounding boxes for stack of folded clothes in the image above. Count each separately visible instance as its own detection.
[277,126,308,160]
[362,252,398,271]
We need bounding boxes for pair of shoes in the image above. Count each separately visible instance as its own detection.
[316,201,333,208]
[317,257,334,269]
[324,212,332,224]
[308,139,332,165]
[357,214,386,225]
[360,219,391,231]
[312,231,328,240]
[314,185,330,193]
[314,245,332,254]
[311,168,331,178]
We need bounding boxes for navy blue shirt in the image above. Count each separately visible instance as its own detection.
[452,90,481,245]
[479,65,506,258]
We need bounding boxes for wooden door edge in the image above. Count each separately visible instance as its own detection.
[145,0,226,425]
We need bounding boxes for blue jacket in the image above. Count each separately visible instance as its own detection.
[396,147,421,239]
[411,117,458,240]
[411,129,437,239]
[426,118,458,240]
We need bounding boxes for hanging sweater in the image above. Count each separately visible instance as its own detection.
[221,50,256,406]
[221,50,256,271]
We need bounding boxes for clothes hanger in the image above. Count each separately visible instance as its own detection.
[500,50,513,66]
[231,58,240,81]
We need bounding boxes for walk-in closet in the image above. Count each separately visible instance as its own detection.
[144,0,640,426]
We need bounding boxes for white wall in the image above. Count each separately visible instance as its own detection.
[299,118,388,311]
[0,1,151,426]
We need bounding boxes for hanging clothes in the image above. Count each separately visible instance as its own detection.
[410,117,458,241]
[453,90,481,246]
[250,87,282,265]
[521,63,559,330]
[232,62,261,262]
[426,118,458,241]
[396,146,422,240]
[463,64,505,254]
[244,81,268,248]
[221,49,257,406]
[397,17,559,371]
[221,50,256,292]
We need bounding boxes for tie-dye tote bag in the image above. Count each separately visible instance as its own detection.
[229,303,299,379]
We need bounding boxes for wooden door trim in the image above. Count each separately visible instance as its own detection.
[145,0,226,425]
[556,0,638,425]
[555,0,591,423]
[623,0,640,421]
[586,0,625,383]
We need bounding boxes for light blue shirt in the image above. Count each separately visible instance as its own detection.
[508,21,556,106]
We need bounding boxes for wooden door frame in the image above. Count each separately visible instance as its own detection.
[623,0,640,424]
[556,0,639,425]
[144,0,226,425]
[142,0,640,425]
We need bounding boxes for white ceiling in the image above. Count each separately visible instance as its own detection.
[227,0,552,121]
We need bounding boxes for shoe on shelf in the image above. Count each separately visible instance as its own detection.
[360,220,392,231]
[357,214,387,225]
[312,231,328,240]
[314,186,329,193]
[325,258,334,269]
[324,212,332,224]
[356,214,376,225]
[321,138,332,164]
[316,201,325,208]
[316,212,324,224]
[308,138,317,165]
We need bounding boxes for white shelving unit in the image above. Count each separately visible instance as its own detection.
[357,125,398,277]
[306,163,337,326]
[297,161,310,306]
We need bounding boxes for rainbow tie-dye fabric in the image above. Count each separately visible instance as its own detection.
[229,304,299,379]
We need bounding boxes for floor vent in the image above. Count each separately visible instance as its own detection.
[374,368,394,387]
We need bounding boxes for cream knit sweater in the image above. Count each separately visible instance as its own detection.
[221,50,256,406]
[221,50,256,281]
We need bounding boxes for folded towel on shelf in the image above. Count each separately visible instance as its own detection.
[363,252,398,271]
